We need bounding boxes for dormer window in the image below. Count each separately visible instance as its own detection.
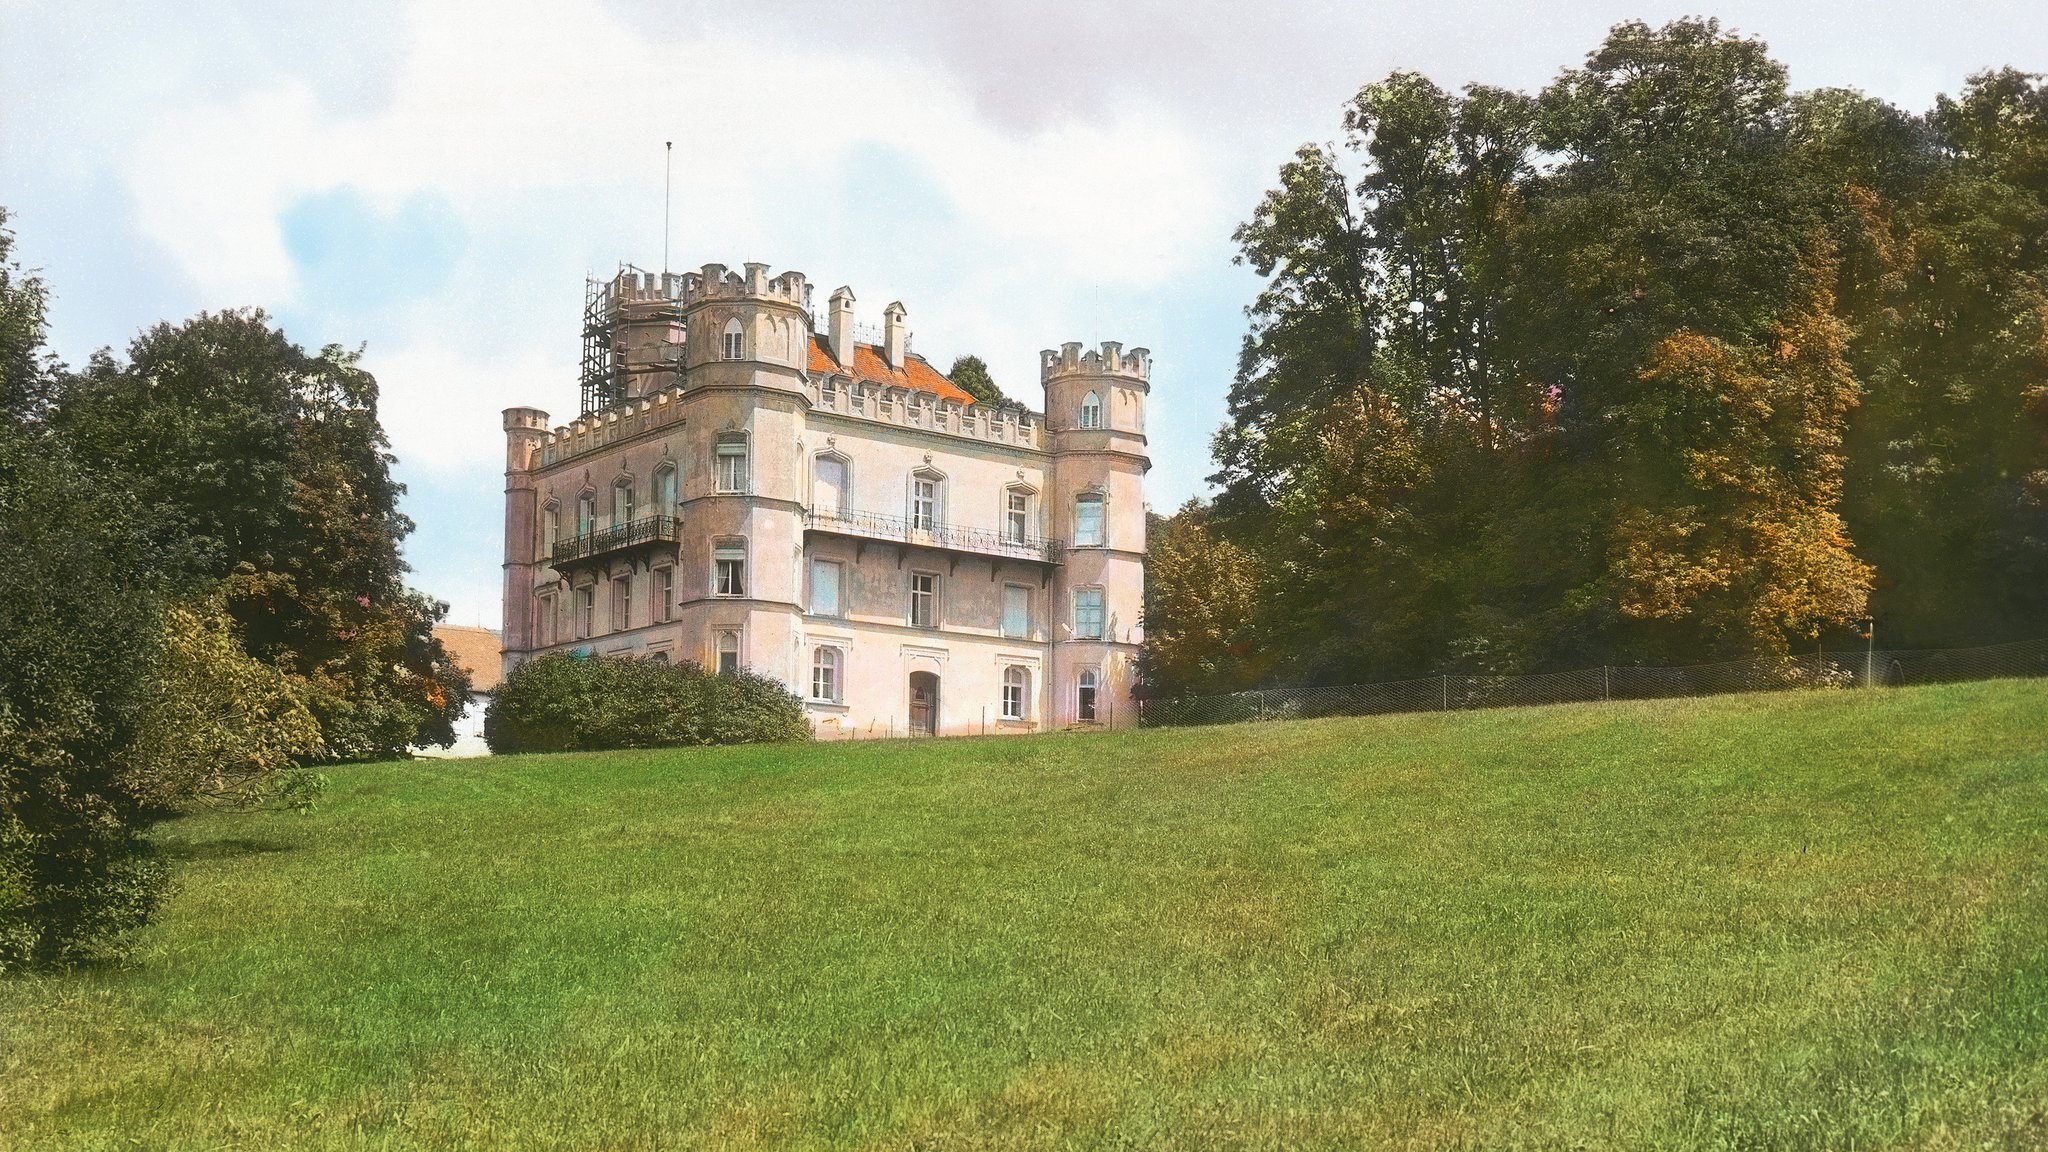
[721,318,744,360]
[1079,391,1102,429]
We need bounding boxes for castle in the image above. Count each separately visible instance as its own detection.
[500,262,1150,736]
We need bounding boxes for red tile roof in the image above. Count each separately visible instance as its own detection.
[808,336,977,405]
[434,625,503,693]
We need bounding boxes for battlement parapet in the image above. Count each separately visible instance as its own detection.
[598,265,814,315]
[536,386,688,469]
[503,406,551,432]
[1040,340,1151,384]
[808,376,1044,450]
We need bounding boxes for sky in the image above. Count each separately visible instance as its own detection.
[4,0,2044,629]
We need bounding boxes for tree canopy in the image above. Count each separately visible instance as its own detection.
[1149,19,2048,696]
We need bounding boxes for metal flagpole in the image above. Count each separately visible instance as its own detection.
[662,141,673,276]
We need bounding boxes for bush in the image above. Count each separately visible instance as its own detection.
[484,654,812,754]
[129,589,327,814]
[0,422,170,971]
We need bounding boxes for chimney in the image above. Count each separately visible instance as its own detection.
[828,286,856,368]
[883,301,907,370]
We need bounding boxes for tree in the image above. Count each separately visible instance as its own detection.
[0,214,174,965]
[947,355,1016,407]
[1142,502,1267,697]
[1836,70,2048,645]
[1213,19,1889,680]
[53,312,469,759]
[0,421,171,970]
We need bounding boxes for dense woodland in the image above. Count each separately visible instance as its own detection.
[0,214,469,968]
[1147,20,2048,697]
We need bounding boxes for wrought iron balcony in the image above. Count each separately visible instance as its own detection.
[551,514,682,568]
[806,507,1061,564]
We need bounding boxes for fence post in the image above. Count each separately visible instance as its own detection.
[1603,665,1611,702]
[1257,691,1266,721]
[1442,674,1450,712]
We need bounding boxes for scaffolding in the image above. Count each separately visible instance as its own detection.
[579,265,688,416]
[578,273,625,417]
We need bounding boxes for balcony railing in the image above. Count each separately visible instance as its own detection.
[806,507,1061,564]
[551,514,682,567]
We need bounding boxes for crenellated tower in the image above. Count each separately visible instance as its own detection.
[1044,340,1151,726]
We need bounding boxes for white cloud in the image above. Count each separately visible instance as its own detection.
[14,0,2045,625]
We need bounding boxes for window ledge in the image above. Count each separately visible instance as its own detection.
[807,700,849,712]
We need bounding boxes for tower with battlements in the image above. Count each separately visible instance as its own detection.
[502,262,1151,738]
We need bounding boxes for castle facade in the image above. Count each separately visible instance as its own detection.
[500,262,1150,737]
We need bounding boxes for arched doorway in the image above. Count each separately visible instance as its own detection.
[908,671,940,737]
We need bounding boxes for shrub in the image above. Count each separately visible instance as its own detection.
[484,654,812,754]
[0,422,169,971]
[129,589,327,814]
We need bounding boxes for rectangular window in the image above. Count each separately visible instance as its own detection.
[652,567,673,623]
[1002,584,1030,639]
[1074,587,1105,640]
[810,559,842,617]
[909,572,937,629]
[1074,496,1105,547]
[716,631,740,676]
[656,468,678,517]
[542,507,559,559]
[575,586,595,639]
[613,483,634,528]
[911,476,938,531]
[715,544,746,597]
[1006,491,1030,543]
[821,378,838,407]
[715,439,748,493]
[611,574,632,632]
[537,593,555,647]
[577,495,595,537]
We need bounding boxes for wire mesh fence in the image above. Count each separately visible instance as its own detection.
[1139,637,2048,729]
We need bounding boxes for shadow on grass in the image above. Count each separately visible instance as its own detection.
[157,838,297,862]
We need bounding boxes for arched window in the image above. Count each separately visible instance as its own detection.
[1073,493,1105,547]
[1001,666,1029,721]
[813,454,848,514]
[612,479,635,527]
[1079,390,1102,428]
[715,630,740,675]
[715,433,748,493]
[811,646,841,703]
[1078,669,1099,722]
[721,317,744,360]
[654,464,678,519]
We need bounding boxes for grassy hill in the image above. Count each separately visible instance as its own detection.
[4,681,2046,1150]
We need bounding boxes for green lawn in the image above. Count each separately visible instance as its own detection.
[4,682,2047,1150]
